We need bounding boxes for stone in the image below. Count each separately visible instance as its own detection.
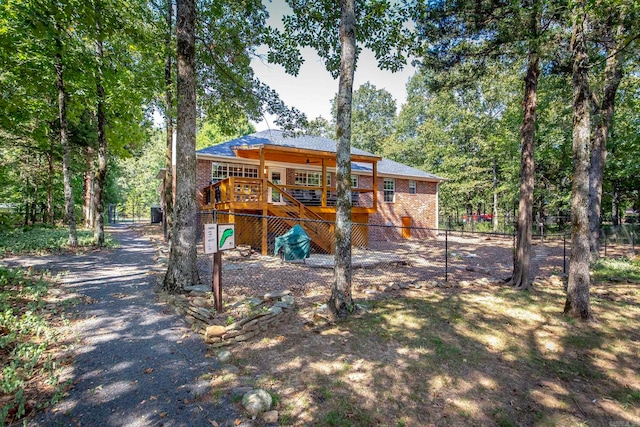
[217,350,232,363]
[280,295,295,305]
[263,290,291,300]
[274,301,291,309]
[221,364,240,374]
[262,410,278,423]
[205,325,227,339]
[267,306,283,315]
[363,289,377,294]
[191,297,210,307]
[391,283,400,290]
[234,331,257,342]
[210,341,232,348]
[399,283,410,290]
[242,389,272,417]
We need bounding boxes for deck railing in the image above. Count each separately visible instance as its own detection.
[205,177,375,209]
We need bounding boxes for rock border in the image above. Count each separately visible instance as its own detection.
[157,290,295,347]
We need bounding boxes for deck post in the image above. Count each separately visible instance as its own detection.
[262,208,268,256]
[372,161,378,209]
[322,157,327,207]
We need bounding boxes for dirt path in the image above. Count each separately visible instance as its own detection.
[3,225,241,427]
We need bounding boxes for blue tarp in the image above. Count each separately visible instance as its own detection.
[274,224,311,261]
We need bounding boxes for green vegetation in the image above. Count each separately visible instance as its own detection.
[592,257,640,283]
[0,267,70,424]
[0,225,118,256]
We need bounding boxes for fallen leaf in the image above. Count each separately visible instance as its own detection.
[150,396,158,400]
[208,420,219,427]
[160,412,167,418]
[144,368,154,374]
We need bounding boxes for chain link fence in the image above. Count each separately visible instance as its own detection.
[189,211,640,299]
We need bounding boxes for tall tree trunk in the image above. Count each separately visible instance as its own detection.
[588,24,623,262]
[164,0,174,243]
[509,51,539,290]
[611,186,619,227]
[564,8,593,320]
[31,182,38,224]
[493,155,499,232]
[163,0,199,293]
[94,34,107,246]
[55,34,78,247]
[328,0,356,319]
[47,148,54,225]
[24,176,30,227]
[83,147,95,228]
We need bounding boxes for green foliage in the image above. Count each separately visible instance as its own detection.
[0,267,66,425]
[592,257,640,284]
[0,224,117,256]
[196,119,255,150]
[330,82,396,155]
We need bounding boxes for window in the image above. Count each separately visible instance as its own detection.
[384,178,395,202]
[295,170,322,186]
[409,180,417,194]
[211,162,258,181]
[326,172,332,186]
[351,175,359,188]
[211,162,228,181]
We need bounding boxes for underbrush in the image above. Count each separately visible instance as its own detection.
[0,225,118,256]
[0,267,71,424]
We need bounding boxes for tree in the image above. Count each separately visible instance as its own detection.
[267,0,408,318]
[410,0,567,288]
[588,10,628,261]
[564,2,592,320]
[331,82,397,155]
[163,0,199,292]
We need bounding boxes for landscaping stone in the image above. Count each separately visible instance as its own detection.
[242,389,272,417]
[205,325,227,339]
[262,410,278,423]
[263,290,291,300]
[217,350,232,363]
[281,295,295,305]
[221,364,240,374]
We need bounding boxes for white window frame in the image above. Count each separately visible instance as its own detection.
[294,170,322,187]
[351,175,359,188]
[211,162,258,181]
[409,180,417,194]
[384,178,395,203]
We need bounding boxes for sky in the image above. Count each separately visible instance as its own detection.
[250,0,417,131]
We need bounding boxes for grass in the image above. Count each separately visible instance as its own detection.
[232,256,640,426]
[0,224,118,256]
[592,256,640,283]
[0,266,73,424]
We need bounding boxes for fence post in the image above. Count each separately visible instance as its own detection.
[445,229,448,282]
[563,233,567,274]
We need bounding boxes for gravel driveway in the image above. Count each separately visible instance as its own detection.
[3,225,241,427]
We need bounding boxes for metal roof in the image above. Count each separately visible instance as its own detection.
[196,129,444,181]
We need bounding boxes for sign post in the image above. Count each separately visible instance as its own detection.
[203,223,235,312]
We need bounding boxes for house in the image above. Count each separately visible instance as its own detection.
[195,129,444,254]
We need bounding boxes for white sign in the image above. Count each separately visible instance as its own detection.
[203,223,217,254]
[217,224,236,251]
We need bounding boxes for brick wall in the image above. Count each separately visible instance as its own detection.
[368,177,438,241]
[196,160,211,206]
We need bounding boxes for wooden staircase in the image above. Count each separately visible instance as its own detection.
[266,182,334,253]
